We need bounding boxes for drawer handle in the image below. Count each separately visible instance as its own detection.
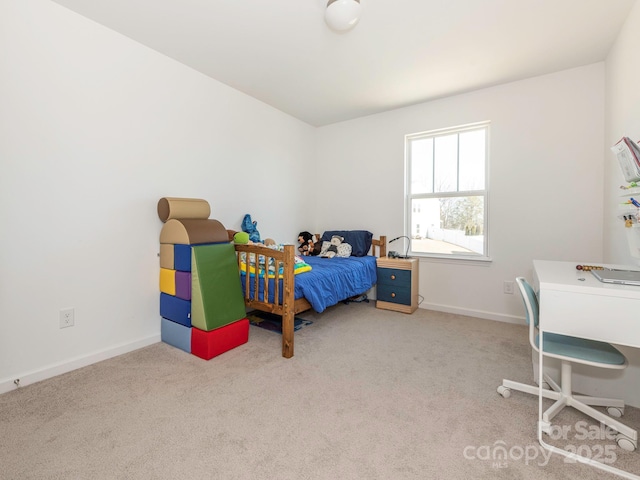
[391,292,396,298]
[390,275,396,280]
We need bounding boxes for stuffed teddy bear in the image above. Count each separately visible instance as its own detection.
[298,231,321,256]
[320,235,352,258]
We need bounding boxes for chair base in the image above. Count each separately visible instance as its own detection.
[498,367,637,452]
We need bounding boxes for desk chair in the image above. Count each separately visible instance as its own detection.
[497,277,637,452]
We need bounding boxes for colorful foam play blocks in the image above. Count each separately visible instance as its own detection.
[161,317,191,353]
[160,293,191,327]
[159,244,175,270]
[160,269,192,300]
[175,271,191,300]
[174,244,193,271]
[191,319,249,360]
[159,268,176,296]
[190,243,246,331]
[158,209,249,359]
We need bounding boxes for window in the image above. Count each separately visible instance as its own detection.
[405,122,489,260]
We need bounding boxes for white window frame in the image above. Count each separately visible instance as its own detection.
[404,121,490,262]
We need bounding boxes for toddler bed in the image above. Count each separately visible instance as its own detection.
[235,232,386,358]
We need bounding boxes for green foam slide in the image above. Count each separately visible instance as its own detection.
[191,243,246,331]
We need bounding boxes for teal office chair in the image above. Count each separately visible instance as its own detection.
[497,277,637,451]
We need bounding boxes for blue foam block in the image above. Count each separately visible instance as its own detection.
[160,293,191,327]
[161,317,192,353]
[174,244,192,272]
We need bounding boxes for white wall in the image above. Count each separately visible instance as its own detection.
[0,0,314,392]
[605,1,640,266]
[316,64,605,322]
[600,0,640,406]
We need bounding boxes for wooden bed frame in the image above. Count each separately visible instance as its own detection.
[235,235,386,358]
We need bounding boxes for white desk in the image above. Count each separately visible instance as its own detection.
[533,260,640,479]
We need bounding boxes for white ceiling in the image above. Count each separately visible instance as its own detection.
[50,0,636,127]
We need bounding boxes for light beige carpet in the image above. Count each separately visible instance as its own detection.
[1,303,638,479]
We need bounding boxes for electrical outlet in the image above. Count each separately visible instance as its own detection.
[60,308,75,328]
[503,280,514,295]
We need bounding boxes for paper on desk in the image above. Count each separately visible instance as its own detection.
[611,137,640,182]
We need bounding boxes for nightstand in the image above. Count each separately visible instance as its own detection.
[376,256,419,314]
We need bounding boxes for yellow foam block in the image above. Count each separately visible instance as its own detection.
[160,268,176,295]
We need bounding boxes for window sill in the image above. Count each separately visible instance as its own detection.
[411,253,493,266]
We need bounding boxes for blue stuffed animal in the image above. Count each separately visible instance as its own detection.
[241,214,261,243]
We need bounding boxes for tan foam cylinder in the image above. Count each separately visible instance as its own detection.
[157,197,210,223]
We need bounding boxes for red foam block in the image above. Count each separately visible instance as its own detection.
[191,318,249,360]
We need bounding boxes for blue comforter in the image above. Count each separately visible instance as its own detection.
[241,255,377,313]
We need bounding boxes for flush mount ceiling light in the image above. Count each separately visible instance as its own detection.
[324,0,362,32]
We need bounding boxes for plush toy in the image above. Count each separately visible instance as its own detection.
[233,231,250,244]
[298,231,321,256]
[242,214,261,243]
[322,235,341,258]
[298,231,312,256]
[320,235,352,258]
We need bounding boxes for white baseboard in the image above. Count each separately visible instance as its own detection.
[0,334,160,395]
[419,302,525,325]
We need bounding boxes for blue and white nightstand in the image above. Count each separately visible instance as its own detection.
[376,256,419,314]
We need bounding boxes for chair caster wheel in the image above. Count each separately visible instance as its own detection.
[497,386,511,398]
[616,433,637,452]
[607,406,624,418]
